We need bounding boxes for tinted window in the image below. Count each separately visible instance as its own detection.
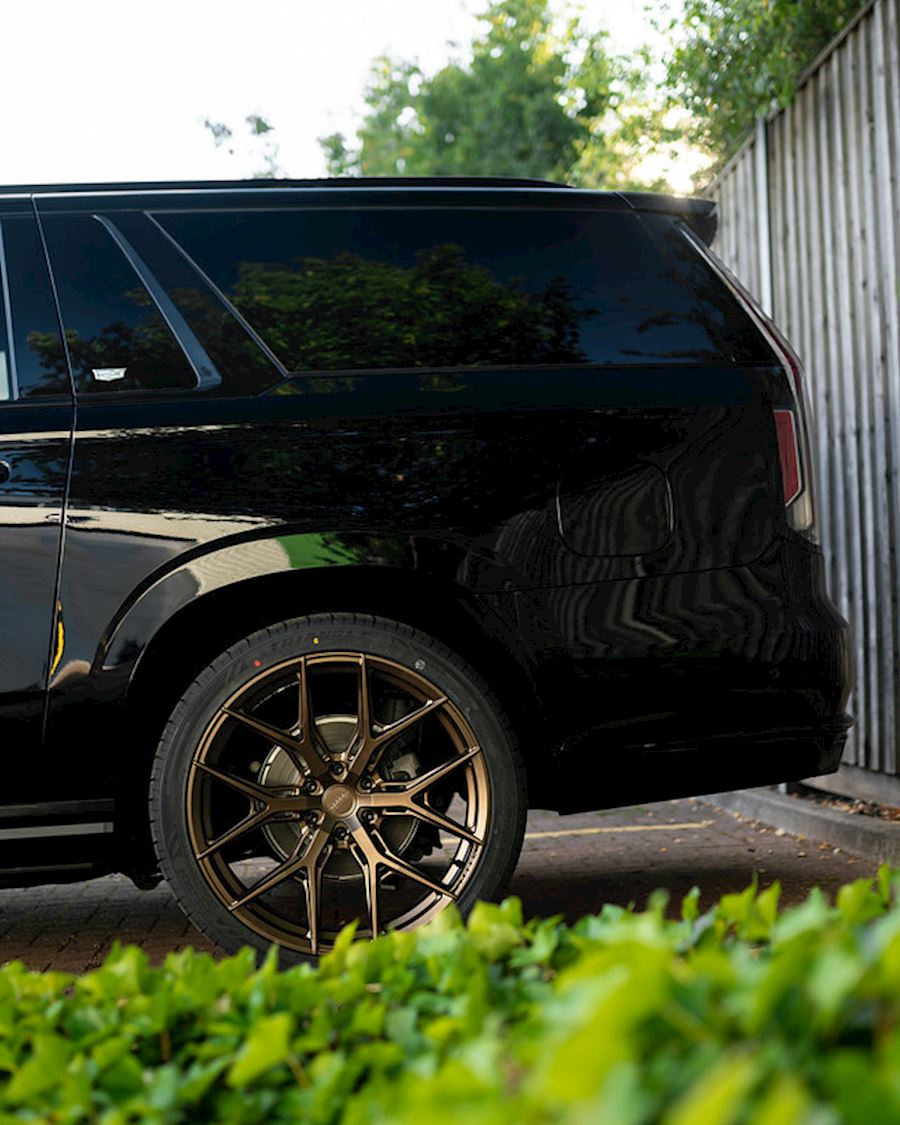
[156,207,725,372]
[640,213,771,364]
[41,215,195,394]
[0,216,69,399]
[109,212,280,396]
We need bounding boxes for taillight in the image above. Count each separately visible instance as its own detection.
[679,225,817,542]
[770,342,816,537]
[773,409,801,504]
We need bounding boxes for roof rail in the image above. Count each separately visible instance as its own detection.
[0,175,571,196]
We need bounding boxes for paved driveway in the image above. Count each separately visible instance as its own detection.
[0,797,877,973]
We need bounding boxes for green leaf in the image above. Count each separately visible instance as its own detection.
[806,948,864,1025]
[510,915,561,967]
[773,887,831,943]
[837,877,883,925]
[681,886,701,924]
[6,1034,72,1102]
[227,1012,294,1087]
[467,901,524,960]
[663,1052,758,1125]
[348,997,386,1041]
[717,879,759,929]
[177,1057,231,1105]
[747,1074,811,1125]
[320,920,359,974]
[98,1054,144,1099]
[147,1063,181,1111]
[878,863,894,906]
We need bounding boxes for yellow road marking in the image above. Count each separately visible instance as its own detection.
[525,821,712,840]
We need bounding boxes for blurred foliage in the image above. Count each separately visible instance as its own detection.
[320,0,668,190]
[203,114,285,179]
[655,0,868,175]
[3,870,900,1120]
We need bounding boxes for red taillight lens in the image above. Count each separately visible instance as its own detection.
[774,409,801,505]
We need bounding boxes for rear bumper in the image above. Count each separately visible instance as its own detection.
[524,539,852,812]
[537,715,852,813]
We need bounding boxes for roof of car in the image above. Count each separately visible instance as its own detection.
[0,177,717,243]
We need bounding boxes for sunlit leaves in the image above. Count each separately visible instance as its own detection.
[656,0,867,170]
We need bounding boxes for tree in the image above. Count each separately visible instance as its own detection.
[657,0,868,169]
[203,114,285,178]
[320,0,638,187]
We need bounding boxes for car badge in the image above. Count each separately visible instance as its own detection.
[92,368,127,382]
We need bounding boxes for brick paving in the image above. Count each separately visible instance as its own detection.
[0,797,880,973]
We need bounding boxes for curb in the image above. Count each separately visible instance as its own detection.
[699,787,900,864]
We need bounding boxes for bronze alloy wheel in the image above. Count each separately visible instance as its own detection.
[183,649,492,956]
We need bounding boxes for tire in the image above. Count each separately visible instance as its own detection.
[150,613,527,964]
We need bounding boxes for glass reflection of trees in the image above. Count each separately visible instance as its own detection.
[218,243,592,372]
[27,243,593,389]
[27,285,195,392]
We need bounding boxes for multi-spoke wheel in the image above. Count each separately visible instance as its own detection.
[150,614,526,962]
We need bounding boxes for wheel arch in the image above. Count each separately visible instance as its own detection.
[116,563,549,878]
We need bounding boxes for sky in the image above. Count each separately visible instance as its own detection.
[0,0,667,188]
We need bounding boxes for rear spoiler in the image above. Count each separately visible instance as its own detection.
[615,191,718,247]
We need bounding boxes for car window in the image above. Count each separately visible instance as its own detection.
[108,211,282,396]
[0,216,70,400]
[154,207,727,373]
[640,212,773,365]
[40,215,197,395]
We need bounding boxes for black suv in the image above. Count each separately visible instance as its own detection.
[0,177,849,960]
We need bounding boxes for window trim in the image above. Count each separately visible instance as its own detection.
[92,215,222,392]
[145,212,288,380]
[0,224,19,400]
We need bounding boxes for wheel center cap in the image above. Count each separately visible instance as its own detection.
[322,783,357,818]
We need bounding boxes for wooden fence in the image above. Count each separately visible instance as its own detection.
[711,0,900,802]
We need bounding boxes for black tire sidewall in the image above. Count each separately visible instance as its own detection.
[150,614,526,963]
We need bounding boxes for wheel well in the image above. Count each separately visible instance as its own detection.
[118,567,546,876]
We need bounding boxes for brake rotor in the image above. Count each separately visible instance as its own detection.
[257,714,419,879]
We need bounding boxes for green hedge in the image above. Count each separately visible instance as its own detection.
[3,872,900,1123]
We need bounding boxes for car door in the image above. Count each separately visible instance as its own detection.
[34,195,286,799]
[0,198,73,789]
